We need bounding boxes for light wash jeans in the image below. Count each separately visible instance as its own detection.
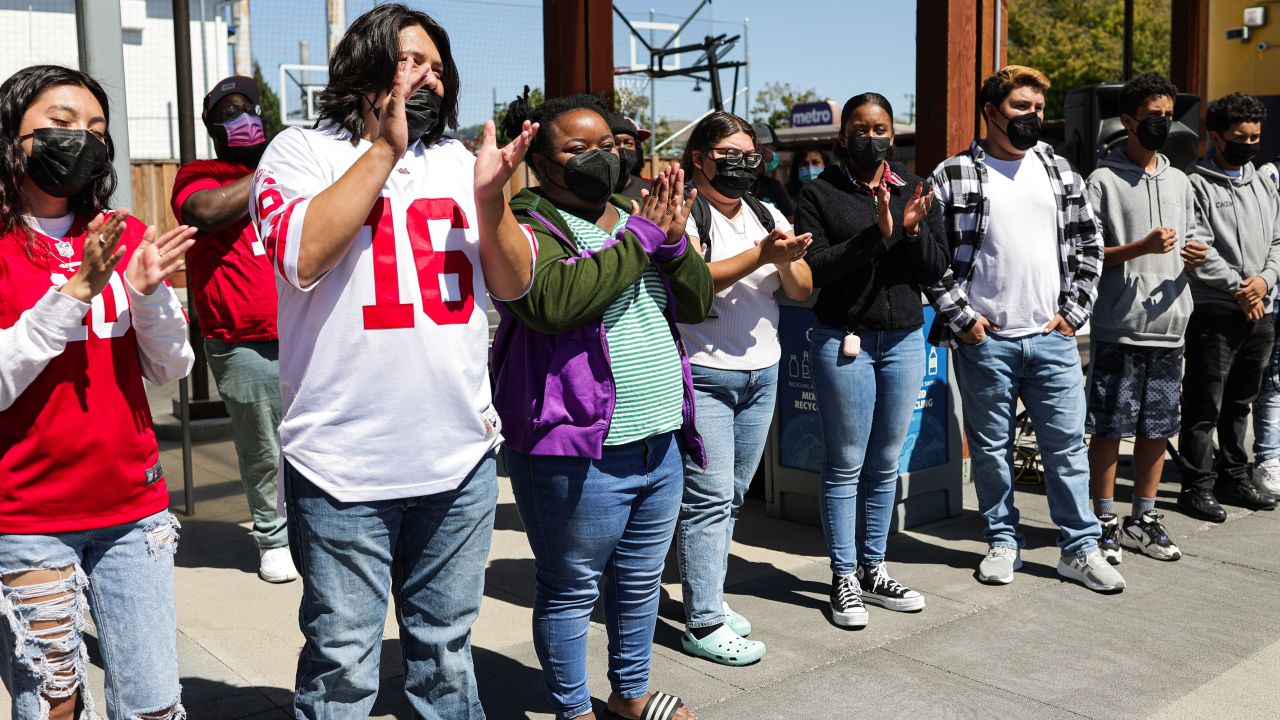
[677,363,778,628]
[0,510,182,720]
[284,454,497,720]
[505,432,684,720]
[1253,317,1280,463]
[810,325,924,575]
[952,331,1100,557]
[205,338,287,549]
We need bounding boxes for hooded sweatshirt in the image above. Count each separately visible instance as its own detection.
[1188,155,1280,313]
[1087,148,1211,347]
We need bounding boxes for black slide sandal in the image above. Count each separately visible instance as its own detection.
[604,691,686,720]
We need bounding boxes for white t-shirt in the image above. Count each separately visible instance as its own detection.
[251,123,534,502]
[967,154,1061,338]
[677,200,791,370]
[24,213,75,240]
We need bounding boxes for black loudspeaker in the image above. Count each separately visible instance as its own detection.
[1062,84,1201,176]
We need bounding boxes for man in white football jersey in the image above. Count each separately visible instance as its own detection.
[250,5,537,717]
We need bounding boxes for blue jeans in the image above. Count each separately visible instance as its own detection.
[953,331,1099,557]
[810,325,924,575]
[505,432,683,720]
[1254,325,1280,462]
[205,338,287,549]
[677,363,778,628]
[0,510,182,720]
[284,455,497,720]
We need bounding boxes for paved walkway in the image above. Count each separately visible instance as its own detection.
[4,396,1280,718]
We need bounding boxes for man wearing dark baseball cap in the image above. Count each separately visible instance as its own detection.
[750,121,795,217]
[170,75,296,584]
[609,113,652,201]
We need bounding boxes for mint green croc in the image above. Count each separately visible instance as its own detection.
[681,625,766,666]
[722,601,752,637]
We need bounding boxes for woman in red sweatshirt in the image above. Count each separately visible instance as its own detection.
[0,65,196,720]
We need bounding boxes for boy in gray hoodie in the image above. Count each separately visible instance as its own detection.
[1086,74,1211,564]
[1180,92,1280,520]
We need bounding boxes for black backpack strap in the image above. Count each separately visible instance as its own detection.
[690,192,714,262]
[742,192,777,234]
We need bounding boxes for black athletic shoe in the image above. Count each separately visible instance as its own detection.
[1217,481,1279,510]
[1177,488,1227,523]
[1120,511,1182,561]
[829,573,868,628]
[1098,513,1122,565]
[856,563,926,612]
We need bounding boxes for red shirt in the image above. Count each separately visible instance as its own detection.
[171,159,278,343]
[0,217,169,533]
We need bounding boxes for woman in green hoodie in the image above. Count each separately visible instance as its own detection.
[492,90,712,720]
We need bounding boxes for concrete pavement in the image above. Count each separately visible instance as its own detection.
[4,406,1280,718]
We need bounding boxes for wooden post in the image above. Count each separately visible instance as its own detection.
[543,0,614,102]
[915,0,1006,175]
[1171,0,1208,100]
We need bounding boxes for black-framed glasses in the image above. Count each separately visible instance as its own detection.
[709,147,763,168]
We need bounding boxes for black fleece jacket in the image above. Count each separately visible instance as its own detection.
[794,163,949,332]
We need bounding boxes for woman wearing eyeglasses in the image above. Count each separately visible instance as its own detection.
[674,111,812,666]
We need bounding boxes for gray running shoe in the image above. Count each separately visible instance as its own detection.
[977,545,1022,585]
[1057,549,1126,592]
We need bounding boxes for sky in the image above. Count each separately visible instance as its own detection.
[246,0,919,131]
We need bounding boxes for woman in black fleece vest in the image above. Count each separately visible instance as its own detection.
[794,93,949,629]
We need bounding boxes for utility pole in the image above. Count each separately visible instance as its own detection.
[327,0,346,55]
[74,0,133,210]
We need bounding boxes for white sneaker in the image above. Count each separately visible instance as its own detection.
[259,547,299,583]
[1057,549,1126,593]
[1254,458,1280,498]
[977,546,1022,585]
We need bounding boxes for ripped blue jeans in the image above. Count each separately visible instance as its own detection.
[0,510,184,720]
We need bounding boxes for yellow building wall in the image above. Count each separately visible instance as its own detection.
[1208,0,1280,99]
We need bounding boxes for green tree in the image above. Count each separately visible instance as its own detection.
[253,61,284,140]
[1007,0,1171,119]
[751,82,820,127]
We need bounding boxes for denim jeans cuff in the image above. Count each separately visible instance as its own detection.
[686,615,726,630]
[1066,542,1098,559]
[831,563,857,577]
[561,700,595,720]
[617,684,650,701]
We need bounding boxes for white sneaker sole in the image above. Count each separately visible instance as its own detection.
[831,605,869,628]
[862,593,926,612]
[977,557,1022,585]
[1254,475,1280,499]
[1056,560,1125,592]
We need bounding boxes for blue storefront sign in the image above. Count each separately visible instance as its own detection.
[790,101,836,128]
[776,305,949,474]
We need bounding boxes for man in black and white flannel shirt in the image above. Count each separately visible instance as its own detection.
[924,65,1124,594]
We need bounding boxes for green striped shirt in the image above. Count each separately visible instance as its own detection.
[561,209,685,445]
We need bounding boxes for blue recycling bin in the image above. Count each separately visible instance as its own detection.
[763,298,967,531]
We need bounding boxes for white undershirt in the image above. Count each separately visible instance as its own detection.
[678,201,792,370]
[967,155,1060,337]
[23,213,75,240]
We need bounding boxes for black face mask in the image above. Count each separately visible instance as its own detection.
[619,148,642,175]
[23,128,111,198]
[1222,138,1259,168]
[547,149,620,206]
[1134,115,1171,152]
[615,149,638,191]
[991,106,1042,151]
[845,136,892,171]
[707,156,755,199]
[405,88,443,145]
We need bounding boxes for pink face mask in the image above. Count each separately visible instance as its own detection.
[222,112,265,147]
